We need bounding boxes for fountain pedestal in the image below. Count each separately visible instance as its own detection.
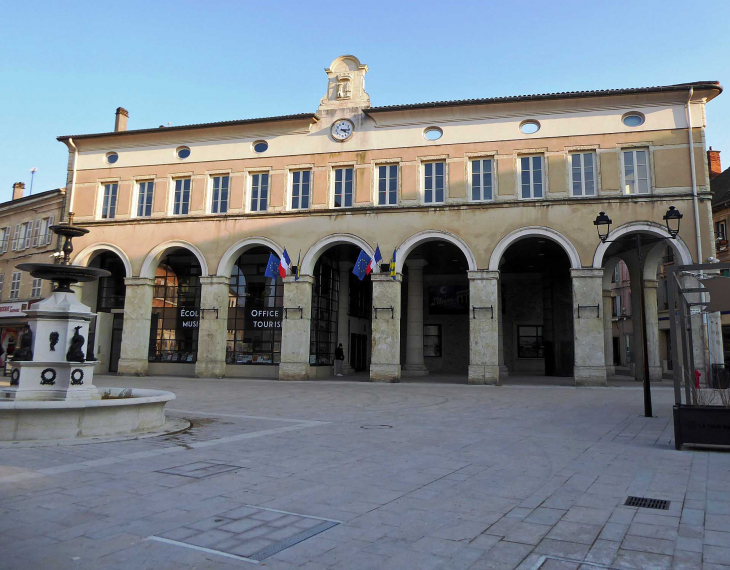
[4,292,100,401]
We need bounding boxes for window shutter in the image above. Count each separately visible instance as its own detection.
[1,228,7,254]
[12,224,20,251]
[24,223,32,249]
[32,219,41,247]
[47,215,55,245]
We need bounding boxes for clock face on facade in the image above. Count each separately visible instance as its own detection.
[331,119,354,142]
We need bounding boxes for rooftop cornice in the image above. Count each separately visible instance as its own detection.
[362,81,723,115]
[58,113,319,142]
[0,188,65,211]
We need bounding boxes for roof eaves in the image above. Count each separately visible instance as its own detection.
[58,112,319,142]
[0,188,65,210]
[362,82,723,114]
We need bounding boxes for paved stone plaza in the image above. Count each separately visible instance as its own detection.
[1,376,729,569]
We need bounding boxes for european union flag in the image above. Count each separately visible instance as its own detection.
[264,254,281,280]
[352,249,370,281]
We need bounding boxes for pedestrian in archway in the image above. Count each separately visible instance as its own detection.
[335,343,345,376]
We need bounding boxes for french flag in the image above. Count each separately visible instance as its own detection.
[367,246,383,274]
[279,249,292,279]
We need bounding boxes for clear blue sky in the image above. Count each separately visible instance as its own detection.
[1,0,728,202]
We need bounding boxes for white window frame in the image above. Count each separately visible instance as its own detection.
[30,278,42,298]
[209,174,230,215]
[35,215,55,247]
[518,154,545,199]
[375,163,399,206]
[0,274,4,299]
[248,171,270,213]
[620,148,651,195]
[331,165,355,208]
[569,151,597,197]
[468,157,495,202]
[12,222,32,251]
[421,160,447,205]
[288,169,312,211]
[171,177,192,216]
[134,180,155,218]
[9,272,21,300]
[0,226,11,253]
[715,220,727,241]
[99,182,119,219]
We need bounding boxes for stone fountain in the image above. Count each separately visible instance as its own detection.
[0,224,176,441]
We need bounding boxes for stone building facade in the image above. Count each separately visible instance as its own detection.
[0,183,65,367]
[58,56,723,385]
[710,149,730,362]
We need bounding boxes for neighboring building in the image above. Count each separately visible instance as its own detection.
[58,56,722,384]
[710,148,730,363]
[0,183,65,367]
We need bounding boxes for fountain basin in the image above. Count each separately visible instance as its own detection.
[0,388,175,441]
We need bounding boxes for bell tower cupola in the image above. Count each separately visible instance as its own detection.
[318,55,370,113]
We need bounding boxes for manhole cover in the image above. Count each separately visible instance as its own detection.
[360,425,392,429]
[150,505,340,563]
[625,496,670,510]
[156,461,245,479]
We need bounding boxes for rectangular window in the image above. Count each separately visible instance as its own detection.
[250,173,269,212]
[612,295,622,317]
[9,272,21,300]
[623,149,650,194]
[173,178,191,215]
[424,324,442,357]
[423,162,445,204]
[570,152,596,196]
[0,227,10,253]
[716,220,727,241]
[333,167,354,208]
[0,274,4,298]
[290,170,310,210]
[377,164,398,205]
[35,215,56,247]
[137,181,154,217]
[520,156,543,199]
[517,325,544,358]
[31,278,42,298]
[101,183,118,219]
[471,158,493,201]
[210,175,229,214]
[12,222,32,251]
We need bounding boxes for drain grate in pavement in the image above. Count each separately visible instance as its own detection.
[150,505,340,563]
[624,496,670,510]
[156,461,244,479]
[530,555,617,569]
[360,425,392,429]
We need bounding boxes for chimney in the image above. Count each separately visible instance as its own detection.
[708,147,721,180]
[114,107,129,132]
[12,182,24,200]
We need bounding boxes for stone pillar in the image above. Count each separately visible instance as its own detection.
[603,289,615,378]
[643,279,663,382]
[498,278,508,377]
[279,275,313,380]
[571,269,607,386]
[337,263,353,374]
[195,276,230,378]
[117,277,154,375]
[370,273,401,382]
[403,260,428,376]
[468,270,500,384]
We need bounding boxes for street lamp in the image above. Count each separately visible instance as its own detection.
[593,206,682,418]
[663,206,683,239]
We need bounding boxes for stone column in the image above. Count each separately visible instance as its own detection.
[468,270,500,384]
[337,263,353,374]
[643,279,663,382]
[279,275,313,380]
[195,276,230,378]
[117,277,154,375]
[403,259,428,376]
[571,269,607,386]
[603,289,615,378]
[370,273,402,382]
[498,278,508,377]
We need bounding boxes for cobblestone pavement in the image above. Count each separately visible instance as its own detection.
[1,376,728,570]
